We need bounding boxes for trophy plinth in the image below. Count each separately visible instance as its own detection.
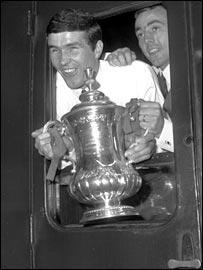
[80,206,140,224]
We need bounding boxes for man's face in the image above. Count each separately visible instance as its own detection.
[48,31,101,89]
[135,6,169,70]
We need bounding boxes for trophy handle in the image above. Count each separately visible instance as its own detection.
[44,120,77,180]
[60,119,77,174]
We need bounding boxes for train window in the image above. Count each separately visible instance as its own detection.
[45,3,177,229]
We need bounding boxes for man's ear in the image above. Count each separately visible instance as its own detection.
[94,40,103,59]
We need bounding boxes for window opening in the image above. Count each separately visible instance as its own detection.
[44,4,177,229]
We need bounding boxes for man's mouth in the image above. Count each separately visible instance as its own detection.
[147,45,161,56]
[148,48,160,55]
[62,68,77,76]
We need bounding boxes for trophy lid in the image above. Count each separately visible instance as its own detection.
[69,67,115,112]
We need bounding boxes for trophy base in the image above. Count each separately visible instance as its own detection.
[80,205,140,224]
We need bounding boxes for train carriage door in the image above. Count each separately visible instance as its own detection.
[1,1,34,268]
[30,1,201,269]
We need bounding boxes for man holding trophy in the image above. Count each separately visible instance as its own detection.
[32,8,164,164]
[31,8,167,223]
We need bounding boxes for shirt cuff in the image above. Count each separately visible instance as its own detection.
[103,52,110,60]
[156,118,174,152]
[59,149,76,170]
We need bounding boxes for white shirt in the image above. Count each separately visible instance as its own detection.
[162,65,171,90]
[153,64,174,152]
[56,60,162,120]
[56,60,171,155]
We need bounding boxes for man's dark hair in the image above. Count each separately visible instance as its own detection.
[135,3,167,19]
[46,8,102,50]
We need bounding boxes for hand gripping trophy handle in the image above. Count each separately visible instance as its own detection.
[44,121,76,181]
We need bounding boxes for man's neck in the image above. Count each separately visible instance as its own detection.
[161,63,169,73]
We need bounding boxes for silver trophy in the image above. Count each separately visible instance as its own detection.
[61,67,142,224]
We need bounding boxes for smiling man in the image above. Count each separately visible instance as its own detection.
[48,32,102,90]
[106,4,173,153]
[135,5,169,71]
[32,8,164,171]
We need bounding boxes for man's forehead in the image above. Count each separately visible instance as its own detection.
[47,31,87,45]
[135,6,167,29]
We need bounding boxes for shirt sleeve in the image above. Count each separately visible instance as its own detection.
[132,62,164,104]
[155,117,174,152]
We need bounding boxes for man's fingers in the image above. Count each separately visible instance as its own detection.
[124,50,136,64]
[107,48,137,66]
[37,132,51,142]
[110,57,123,66]
[128,153,152,164]
[139,109,161,118]
[125,139,155,163]
[33,130,53,159]
[35,140,53,159]
[115,48,136,65]
[118,53,129,66]
[31,128,43,138]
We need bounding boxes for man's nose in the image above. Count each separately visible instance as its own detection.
[60,50,71,65]
[144,31,154,43]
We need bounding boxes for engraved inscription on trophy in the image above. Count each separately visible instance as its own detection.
[73,113,107,126]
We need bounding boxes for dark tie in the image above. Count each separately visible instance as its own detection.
[157,72,168,99]
[157,72,172,118]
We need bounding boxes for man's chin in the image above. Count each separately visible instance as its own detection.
[148,55,168,69]
[65,80,84,90]
[149,59,162,68]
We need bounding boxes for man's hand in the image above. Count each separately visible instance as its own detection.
[125,136,156,164]
[139,100,164,138]
[31,128,53,159]
[106,47,136,66]
[31,123,74,160]
[123,98,163,164]
[49,127,73,159]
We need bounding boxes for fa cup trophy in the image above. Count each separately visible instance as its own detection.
[61,67,142,224]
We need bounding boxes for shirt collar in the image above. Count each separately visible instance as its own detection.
[153,64,170,90]
[162,65,170,89]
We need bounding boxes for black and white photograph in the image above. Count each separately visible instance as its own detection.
[1,1,202,269]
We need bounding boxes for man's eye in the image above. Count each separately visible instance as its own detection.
[70,46,79,51]
[50,48,59,53]
[152,26,160,32]
[136,32,144,39]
